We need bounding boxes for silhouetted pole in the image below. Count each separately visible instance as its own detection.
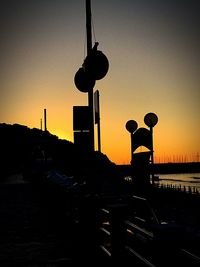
[130,132,133,164]
[125,120,138,164]
[40,119,42,131]
[95,90,101,152]
[144,112,158,185]
[86,0,92,56]
[86,0,94,152]
[150,126,155,184]
[44,108,47,132]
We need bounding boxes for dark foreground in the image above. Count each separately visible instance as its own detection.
[0,182,102,266]
[0,178,200,266]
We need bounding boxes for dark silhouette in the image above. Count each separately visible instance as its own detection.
[0,123,200,266]
[131,151,151,188]
[0,123,121,190]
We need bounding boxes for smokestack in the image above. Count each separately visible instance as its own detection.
[44,108,47,131]
[40,118,42,130]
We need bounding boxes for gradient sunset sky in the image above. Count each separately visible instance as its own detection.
[1,0,200,164]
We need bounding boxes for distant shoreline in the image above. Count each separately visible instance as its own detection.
[117,162,200,176]
[153,162,200,174]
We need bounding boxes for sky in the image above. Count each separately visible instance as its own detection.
[0,0,200,164]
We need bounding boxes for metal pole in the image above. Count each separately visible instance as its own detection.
[130,132,133,164]
[44,108,47,132]
[86,0,92,56]
[96,90,101,152]
[40,119,42,131]
[86,0,94,152]
[150,126,154,184]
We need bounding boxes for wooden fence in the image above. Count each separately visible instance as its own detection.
[94,195,200,266]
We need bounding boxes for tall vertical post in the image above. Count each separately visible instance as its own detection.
[130,132,133,164]
[95,90,101,152]
[144,112,158,185]
[86,0,92,56]
[150,126,155,184]
[44,108,47,132]
[125,120,138,164]
[40,119,42,131]
[86,0,94,152]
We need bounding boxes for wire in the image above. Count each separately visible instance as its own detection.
[83,4,98,60]
[91,14,97,44]
[83,30,87,60]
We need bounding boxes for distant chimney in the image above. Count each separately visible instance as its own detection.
[44,109,47,131]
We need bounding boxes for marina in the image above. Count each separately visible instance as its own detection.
[157,172,200,193]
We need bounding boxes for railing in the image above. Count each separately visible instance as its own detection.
[96,195,200,266]
[43,178,200,265]
[154,182,199,195]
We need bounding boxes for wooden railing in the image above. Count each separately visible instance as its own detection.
[43,178,200,265]
[95,195,200,266]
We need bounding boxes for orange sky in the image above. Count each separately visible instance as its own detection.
[0,1,200,164]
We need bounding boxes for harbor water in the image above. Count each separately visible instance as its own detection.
[156,172,200,192]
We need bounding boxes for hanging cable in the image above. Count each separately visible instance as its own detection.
[91,13,97,44]
[83,2,98,61]
[83,29,87,61]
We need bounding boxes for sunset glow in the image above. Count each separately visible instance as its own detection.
[0,1,199,164]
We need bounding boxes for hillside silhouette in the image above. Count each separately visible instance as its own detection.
[0,123,121,192]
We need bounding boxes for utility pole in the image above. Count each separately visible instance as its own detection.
[40,118,42,131]
[86,0,94,152]
[144,112,158,185]
[94,90,101,152]
[44,108,47,132]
